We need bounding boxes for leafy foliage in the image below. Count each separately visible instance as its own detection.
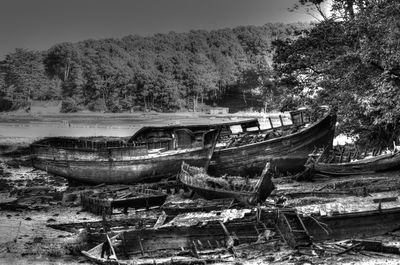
[274,0,400,146]
[0,23,309,112]
[60,98,81,113]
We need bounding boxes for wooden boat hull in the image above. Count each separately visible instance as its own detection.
[82,209,276,263]
[179,162,275,206]
[31,147,214,184]
[303,207,400,241]
[208,112,336,176]
[161,199,238,216]
[311,152,400,176]
[188,184,254,203]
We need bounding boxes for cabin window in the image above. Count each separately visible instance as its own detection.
[173,129,195,149]
[229,125,243,134]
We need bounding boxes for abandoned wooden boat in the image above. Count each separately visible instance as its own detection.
[81,185,168,215]
[207,107,337,176]
[305,145,400,176]
[48,216,157,244]
[82,209,278,264]
[178,162,275,206]
[30,128,219,184]
[161,198,239,216]
[304,206,400,242]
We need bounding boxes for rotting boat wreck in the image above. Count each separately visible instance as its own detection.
[80,185,168,216]
[179,162,275,206]
[207,107,337,176]
[30,127,219,184]
[305,144,400,177]
[82,209,279,265]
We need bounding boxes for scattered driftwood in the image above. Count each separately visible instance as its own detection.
[336,243,362,255]
[351,239,400,255]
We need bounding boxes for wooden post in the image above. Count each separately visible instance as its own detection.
[268,117,274,129]
[106,234,119,263]
[137,236,145,256]
[191,241,199,258]
[279,115,284,127]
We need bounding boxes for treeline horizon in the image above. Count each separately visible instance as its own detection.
[0,22,309,113]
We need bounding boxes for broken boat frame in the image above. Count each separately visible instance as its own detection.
[80,185,168,216]
[81,208,278,264]
[178,162,275,206]
[305,144,400,176]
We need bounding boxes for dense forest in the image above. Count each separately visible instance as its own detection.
[1,0,400,146]
[0,23,309,113]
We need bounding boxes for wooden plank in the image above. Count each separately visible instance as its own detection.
[106,233,119,263]
[373,197,398,203]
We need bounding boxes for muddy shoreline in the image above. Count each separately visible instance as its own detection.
[1,117,400,264]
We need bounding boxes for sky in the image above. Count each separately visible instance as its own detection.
[0,0,321,59]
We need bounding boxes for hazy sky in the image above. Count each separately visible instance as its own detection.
[0,0,318,59]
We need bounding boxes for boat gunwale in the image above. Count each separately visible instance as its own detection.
[179,165,259,197]
[315,150,400,167]
[216,110,334,152]
[309,206,400,220]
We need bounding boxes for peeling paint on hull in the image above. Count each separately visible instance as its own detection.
[32,148,213,184]
[208,113,336,176]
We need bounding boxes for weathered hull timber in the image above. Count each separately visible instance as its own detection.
[31,129,218,184]
[310,152,400,176]
[161,199,239,216]
[303,207,400,241]
[47,217,157,244]
[208,111,336,176]
[82,209,277,264]
[179,162,275,206]
[31,149,212,184]
[81,187,168,216]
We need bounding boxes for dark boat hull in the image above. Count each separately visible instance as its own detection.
[179,162,274,206]
[304,207,400,241]
[312,152,400,176]
[208,112,336,176]
[31,148,213,184]
[82,209,276,263]
[189,184,254,203]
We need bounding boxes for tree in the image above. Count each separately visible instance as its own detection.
[274,0,400,146]
[0,49,58,109]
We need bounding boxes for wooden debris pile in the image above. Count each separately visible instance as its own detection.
[81,208,283,265]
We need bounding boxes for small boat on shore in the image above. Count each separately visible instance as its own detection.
[80,185,168,216]
[178,162,275,206]
[30,128,219,184]
[305,145,400,176]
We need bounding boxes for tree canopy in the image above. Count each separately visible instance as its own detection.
[273,0,400,146]
[0,23,308,113]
